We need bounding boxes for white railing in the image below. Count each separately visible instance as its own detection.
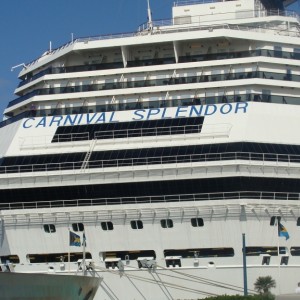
[0,151,299,175]
[93,124,204,139]
[174,0,222,6]
[18,123,232,149]
[25,8,299,68]
[19,132,89,149]
[0,190,299,211]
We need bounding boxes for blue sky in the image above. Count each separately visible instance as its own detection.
[0,0,299,118]
[0,0,173,117]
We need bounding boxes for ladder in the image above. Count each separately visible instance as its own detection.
[80,139,97,171]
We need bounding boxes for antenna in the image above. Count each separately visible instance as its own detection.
[147,0,153,30]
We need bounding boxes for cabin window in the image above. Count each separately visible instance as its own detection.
[101,221,114,231]
[104,250,155,261]
[262,256,270,265]
[131,220,143,230]
[281,256,289,265]
[27,252,91,263]
[274,46,282,58]
[165,257,181,268]
[291,247,300,256]
[270,216,281,226]
[297,218,300,226]
[161,219,173,228]
[43,224,56,233]
[204,92,215,104]
[245,246,286,256]
[0,255,20,264]
[285,69,292,81]
[262,89,271,103]
[104,250,156,269]
[191,218,204,227]
[294,48,300,60]
[164,248,234,258]
[72,223,84,232]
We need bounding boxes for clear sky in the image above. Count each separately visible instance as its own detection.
[0,0,174,117]
[0,0,299,118]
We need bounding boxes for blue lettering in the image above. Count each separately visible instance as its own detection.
[189,105,203,117]
[63,115,78,126]
[49,115,63,127]
[176,106,188,118]
[204,105,217,116]
[109,111,119,122]
[36,117,46,128]
[147,108,160,120]
[23,118,35,129]
[87,113,97,124]
[161,108,172,119]
[133,110,145,120]
[77,114,84,125]
[235,102,248,113]
[220,104,233,114]
[96,113,106,123]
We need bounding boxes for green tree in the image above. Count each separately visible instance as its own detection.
[254,276,276,295]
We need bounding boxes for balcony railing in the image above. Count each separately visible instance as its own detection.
[0,190,299,211]
[0,151,299,175]
[8,70,297,108]
[17,48,300,89]
[23,8,299,69]
[2,92,298,130]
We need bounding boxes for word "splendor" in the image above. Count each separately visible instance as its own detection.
[22,103,248,129]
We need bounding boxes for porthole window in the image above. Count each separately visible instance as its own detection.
[270,216,281,226]
[101,221,114,231]
[161,219,173,228]
[43,224,56,233]
[72,223,84,232]
[131,220,143,230]
[191,218,204,227]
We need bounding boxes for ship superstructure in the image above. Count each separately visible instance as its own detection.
[1,0,300,299]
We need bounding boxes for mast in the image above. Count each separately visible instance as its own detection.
[147,0,153,30]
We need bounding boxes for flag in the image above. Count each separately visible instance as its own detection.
[278,222,290,240]
[69,231,81,247]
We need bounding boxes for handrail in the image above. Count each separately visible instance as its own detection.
[23,9,299,69]
[52,132,89,143]
[0,151,299,175]
[93,124,204,140]
[1,91,298,129]
[174,0,223,6]
[139,9,299,30]
[8,70,298,108]
[17,47,300,89]
[0,190,299,211]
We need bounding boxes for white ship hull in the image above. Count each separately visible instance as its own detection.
[1,0,300,298]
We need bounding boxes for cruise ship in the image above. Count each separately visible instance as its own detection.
[1,0,300,299]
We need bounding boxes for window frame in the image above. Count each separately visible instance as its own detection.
[43,224,56,233]
[72,223,84,232]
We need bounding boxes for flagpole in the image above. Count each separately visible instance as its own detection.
[82,231,86,276]
[242,233,248,296]
[278,232,281,294]
[277,220,281,295]
[68,228,71,273]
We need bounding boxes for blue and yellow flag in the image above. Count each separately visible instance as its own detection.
[278,222,290,240]
[69,231,81,247]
